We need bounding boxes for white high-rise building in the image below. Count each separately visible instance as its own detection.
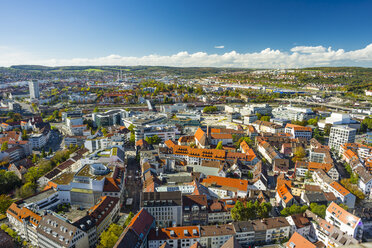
[29,81,40,99]
[328,125,356,151]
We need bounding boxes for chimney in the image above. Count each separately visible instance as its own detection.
[207,125,210,138]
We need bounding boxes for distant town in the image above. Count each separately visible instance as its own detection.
[1,65,372,248]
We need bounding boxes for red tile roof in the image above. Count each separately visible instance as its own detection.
[286,232,316,248]
[128,209,155,237]
[201,175,248,192]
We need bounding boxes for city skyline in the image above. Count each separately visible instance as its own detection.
[1,0,372,68]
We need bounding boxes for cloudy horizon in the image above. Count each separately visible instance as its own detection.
[1,43,372,69]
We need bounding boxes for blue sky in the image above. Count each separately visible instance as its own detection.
[1,0,372,67]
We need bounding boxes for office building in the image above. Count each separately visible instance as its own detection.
[328,125,356,151]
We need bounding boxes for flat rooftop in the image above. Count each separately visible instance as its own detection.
[52,172,75,185]
[57,205,88,223]
[76,164,114,180]
[21,188,56,206]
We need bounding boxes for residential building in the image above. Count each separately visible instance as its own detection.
[305,210,359,247]
[29,133,48,149]
[325,202,363,240]
[252,120,284,134]
[148,226,200,248]
[37,214,89,248]
[251,217,291,244]
[295,161,339,181]
[286,232,315,248]
[199,224,235,248]
[285,214,311,237]
[182,195,208,226]
[114,209,156,248]
[276,184,297,208]
[135,125,177,143]
[29,81,40,99]
[285,123,312,140]
[312,170,356,208]
[257,140,281,164]
[201,176,249,198]
[354,166,372,195]
[243,115,258,125]
[141,191,183,227]
[88,196,120,236]
[233,221,255,247]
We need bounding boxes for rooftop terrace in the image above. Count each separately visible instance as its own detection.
[52,172,75,185]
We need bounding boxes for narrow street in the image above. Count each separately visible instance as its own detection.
[122,151,142,214]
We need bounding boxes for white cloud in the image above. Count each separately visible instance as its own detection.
[290,45,327,53]
[214,45,224,49]
[1,44,372,68]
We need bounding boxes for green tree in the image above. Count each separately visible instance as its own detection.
[292,146,306,162]
[0,195,13,214]
[22,129,28,140]
[260,116,270,122]
[339,203,349,211]
[310,203,327,218]
[313,128,324,143]
[128,124,135,133]
[32,153,38,163]
[1,142,8,152]
[341,178,365,200]
[98,223,123,248]
[216,141,223,149]
[281,204,308,217]
[203,106,218,113]
[324,124,332,136]
[0,170,21,194]
[231,200,245,221]
[231,200,272,221]
[123,212,134,227]
[307,117,319,126]
[129,133,135,145]
[93,107,99,113]
[49,148,53,156]
[350,172,359,184]
[145,135,162,145]
[41,148,46,158]
[102,128,108,137]
[235,137,253,148]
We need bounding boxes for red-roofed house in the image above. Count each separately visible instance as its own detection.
[285,124,312,140]
[114,208,156,248]
[286,232,315,248]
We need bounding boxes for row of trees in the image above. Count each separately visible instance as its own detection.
[203,106,218,113]
[145,135,162,145]
[341,178,365,200]
[280,203,328,218]
[17,147,78,198]
[231,200,272,221]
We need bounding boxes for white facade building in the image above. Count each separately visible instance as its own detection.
[29,81,40,99]
[328,125,356,151]
[325,202,363,240]
[272,106,315,121]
